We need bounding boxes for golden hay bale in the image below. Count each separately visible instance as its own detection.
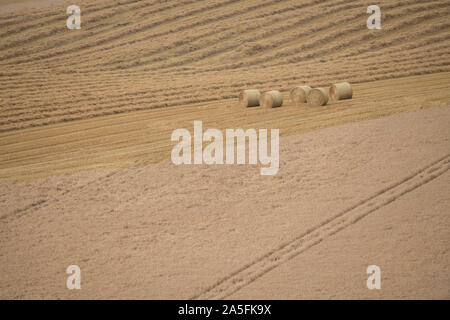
[290,85,311,105]
[307,88,329,106]
[260,90,283,108]
[330,82,352,101]
[239,89,261,107]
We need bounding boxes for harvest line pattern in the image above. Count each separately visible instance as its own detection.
[0,0,449,133]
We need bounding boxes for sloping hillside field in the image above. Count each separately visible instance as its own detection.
[0,0,449,300]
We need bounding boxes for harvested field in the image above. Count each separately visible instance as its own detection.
[1,0,450,133]
[0,0,449,300]
[1,73,449,182]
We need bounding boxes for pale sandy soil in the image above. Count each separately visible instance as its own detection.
[1,106,448,299]
[230,170,450,299]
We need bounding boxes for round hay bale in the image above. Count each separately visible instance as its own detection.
[307,88,329,106]
[239,89,261,107]
[330,82,352,101]
[260,90,283,108]
[290,85,311,105]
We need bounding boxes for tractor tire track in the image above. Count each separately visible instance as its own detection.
[192,154,450,299]
[0,169,121,222]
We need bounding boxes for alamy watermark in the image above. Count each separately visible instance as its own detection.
[66,5,380,31]
[367,5,381,30]
[366,265,381,290]
[171,121,279,175]
[66,5,81,30]
[66,265,81,290]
